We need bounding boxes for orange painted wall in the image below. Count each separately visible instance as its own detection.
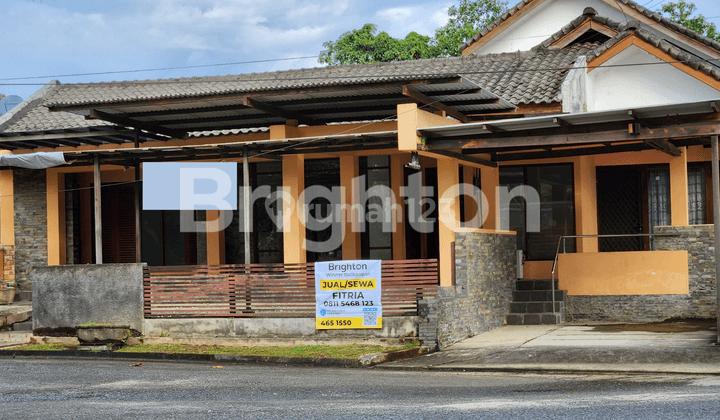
[558,251,689,295]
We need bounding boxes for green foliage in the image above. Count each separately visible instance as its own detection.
[659,2,720,41]
[319,24,437,65]
[434,0,507,57]
[319,0,507,65]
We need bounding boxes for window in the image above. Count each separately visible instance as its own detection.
[688,167,707,225]
[500,164,575,260]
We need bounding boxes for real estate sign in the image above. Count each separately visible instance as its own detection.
[315,260,382,329]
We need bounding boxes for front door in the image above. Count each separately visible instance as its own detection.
[596,166,644,252]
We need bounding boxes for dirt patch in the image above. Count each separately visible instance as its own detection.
[587,318,716,333]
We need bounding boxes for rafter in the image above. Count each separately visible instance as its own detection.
[87,109,187,139]
[402,85,468,123]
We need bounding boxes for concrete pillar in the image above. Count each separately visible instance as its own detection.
[574,156,598,252]
[46,168,66,266]
[282,154,306,264]
[437,157,460,287]
[0,170,14,246]
[480,162,500,230]
[670,147,689,226]
[206,210,226,265]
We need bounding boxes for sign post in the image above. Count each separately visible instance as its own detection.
[315,260,382,329]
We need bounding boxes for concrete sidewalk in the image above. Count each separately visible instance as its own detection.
[379,322,720,375]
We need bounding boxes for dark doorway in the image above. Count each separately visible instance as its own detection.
[596,166,644,252]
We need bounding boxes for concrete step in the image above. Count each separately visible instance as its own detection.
[12,320,32,331]
[506,312,565,325]
[515,279,559,291]
[509,301,563,314]
[0,331,32,345]
[511,290,567,302]
[0,306,32,328]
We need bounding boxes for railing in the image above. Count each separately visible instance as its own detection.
[549,233,680,315]
[143,259,439,318]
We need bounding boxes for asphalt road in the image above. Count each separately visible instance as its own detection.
[1,358,720,419]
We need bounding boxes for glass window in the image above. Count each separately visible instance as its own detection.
[647,168,671,232]
[688,167,706,225]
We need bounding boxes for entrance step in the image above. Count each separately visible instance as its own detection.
[0,331,32,346]
[506,280,567,325]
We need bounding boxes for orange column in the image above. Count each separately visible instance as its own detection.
[390,154,409,260]
[282,154,306,264]
[0,170,13,246]
[340,155,361,260]
[574,156,598,252]
[670,147,689,226]
[46,169,66,265]
[206,210,226,265]
[480,162,499,230]
[437,157,460,287]
[462,165,480,228]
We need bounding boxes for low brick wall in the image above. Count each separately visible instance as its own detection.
[419,231,516,349]
[567,225,716,322]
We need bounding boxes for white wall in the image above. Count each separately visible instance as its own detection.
[476,0,630,55]
[587,45,720,111]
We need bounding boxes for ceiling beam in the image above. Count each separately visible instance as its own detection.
[402,85,468,123]
[644,138,682,156]
[88,109,188,139]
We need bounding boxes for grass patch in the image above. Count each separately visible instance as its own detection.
[115,343,400,358]
[11,343,68,351]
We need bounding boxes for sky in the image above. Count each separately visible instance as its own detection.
[0,0,718,101]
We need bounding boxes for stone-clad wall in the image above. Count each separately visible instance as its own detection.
[0,245,15,283]
[419,231,516,349]
[14,169,47,288]
[567,225,716,322]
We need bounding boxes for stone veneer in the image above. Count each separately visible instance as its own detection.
[0,245,15,283]
[567,225,716,322]
[419,231,516,349]
[13,169,47,289]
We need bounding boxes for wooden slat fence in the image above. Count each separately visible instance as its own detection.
[144,259,438,318]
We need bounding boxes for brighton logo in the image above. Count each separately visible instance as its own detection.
[142,162,541,253]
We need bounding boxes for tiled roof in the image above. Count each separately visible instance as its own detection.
[0,81,113,134]
[586,20,720,81]
[461,0,720,54]
[531,8,621,53]
[44,44,594,111]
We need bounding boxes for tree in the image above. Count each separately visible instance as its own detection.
[434,0,507,57]
[659,1,720,42]
[319,0,507,65]
[318,24,438,65]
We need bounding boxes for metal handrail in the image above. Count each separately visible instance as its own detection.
[548,233,680,315]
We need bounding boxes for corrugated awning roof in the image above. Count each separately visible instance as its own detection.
[47,76,515,140]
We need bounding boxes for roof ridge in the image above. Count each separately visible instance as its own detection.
[0,80,60,133]
[585,22,720,81]
[461,0,720,55]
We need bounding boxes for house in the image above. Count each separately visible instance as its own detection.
[1,0,719,347]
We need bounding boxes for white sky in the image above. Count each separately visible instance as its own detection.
[0,0,717,100]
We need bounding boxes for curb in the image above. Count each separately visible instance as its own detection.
[0,346,431,368]
[377,364,720,376]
